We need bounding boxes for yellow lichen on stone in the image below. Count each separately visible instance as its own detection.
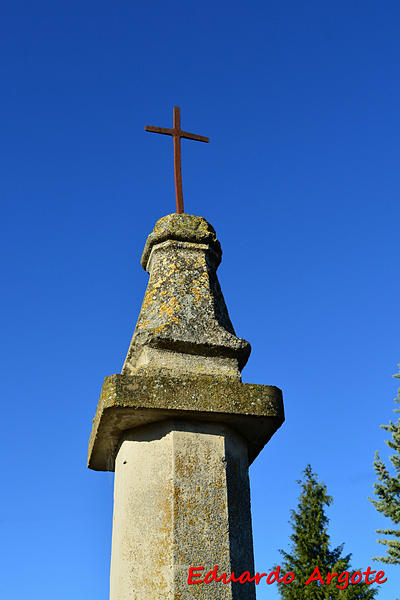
[159,297,180,318]
[137,319,151,329]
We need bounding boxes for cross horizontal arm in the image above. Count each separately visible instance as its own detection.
[180,130,209,143]
[145,125,209,143]
[145,126,175,136]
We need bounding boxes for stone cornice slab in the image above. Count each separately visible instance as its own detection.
[88,374,284,471]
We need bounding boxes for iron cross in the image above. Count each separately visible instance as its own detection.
[145,106,209,214]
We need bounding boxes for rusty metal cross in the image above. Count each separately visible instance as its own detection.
[145,106,209,214]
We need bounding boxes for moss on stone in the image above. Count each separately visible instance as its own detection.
[141,214,222,271]
[88,373,284,471]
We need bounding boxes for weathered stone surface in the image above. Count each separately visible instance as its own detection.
[140,213,222,269]
[88,212,285,600]
[88,374,284,471]
[122,214,250,379]
[110,420,256,600]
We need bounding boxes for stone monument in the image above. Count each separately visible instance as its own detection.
[88,108,284,600]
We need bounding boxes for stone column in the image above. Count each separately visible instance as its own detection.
[110,421,255,600]
[88,214,284,600]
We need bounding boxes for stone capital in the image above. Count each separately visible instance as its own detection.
[88,374,284,471]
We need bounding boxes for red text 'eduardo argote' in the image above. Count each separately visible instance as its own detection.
[187,565,387,590]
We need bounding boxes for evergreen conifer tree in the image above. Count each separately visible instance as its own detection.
[370,366,400,564]
[277,465,377,599]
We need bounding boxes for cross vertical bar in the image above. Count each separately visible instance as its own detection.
[173,107,184,214]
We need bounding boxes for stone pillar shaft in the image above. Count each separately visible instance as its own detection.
[110,420,256,600]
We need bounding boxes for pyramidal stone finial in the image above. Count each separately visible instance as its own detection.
[122,213,251,379]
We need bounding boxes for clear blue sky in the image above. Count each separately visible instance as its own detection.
[1,1,399,598]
